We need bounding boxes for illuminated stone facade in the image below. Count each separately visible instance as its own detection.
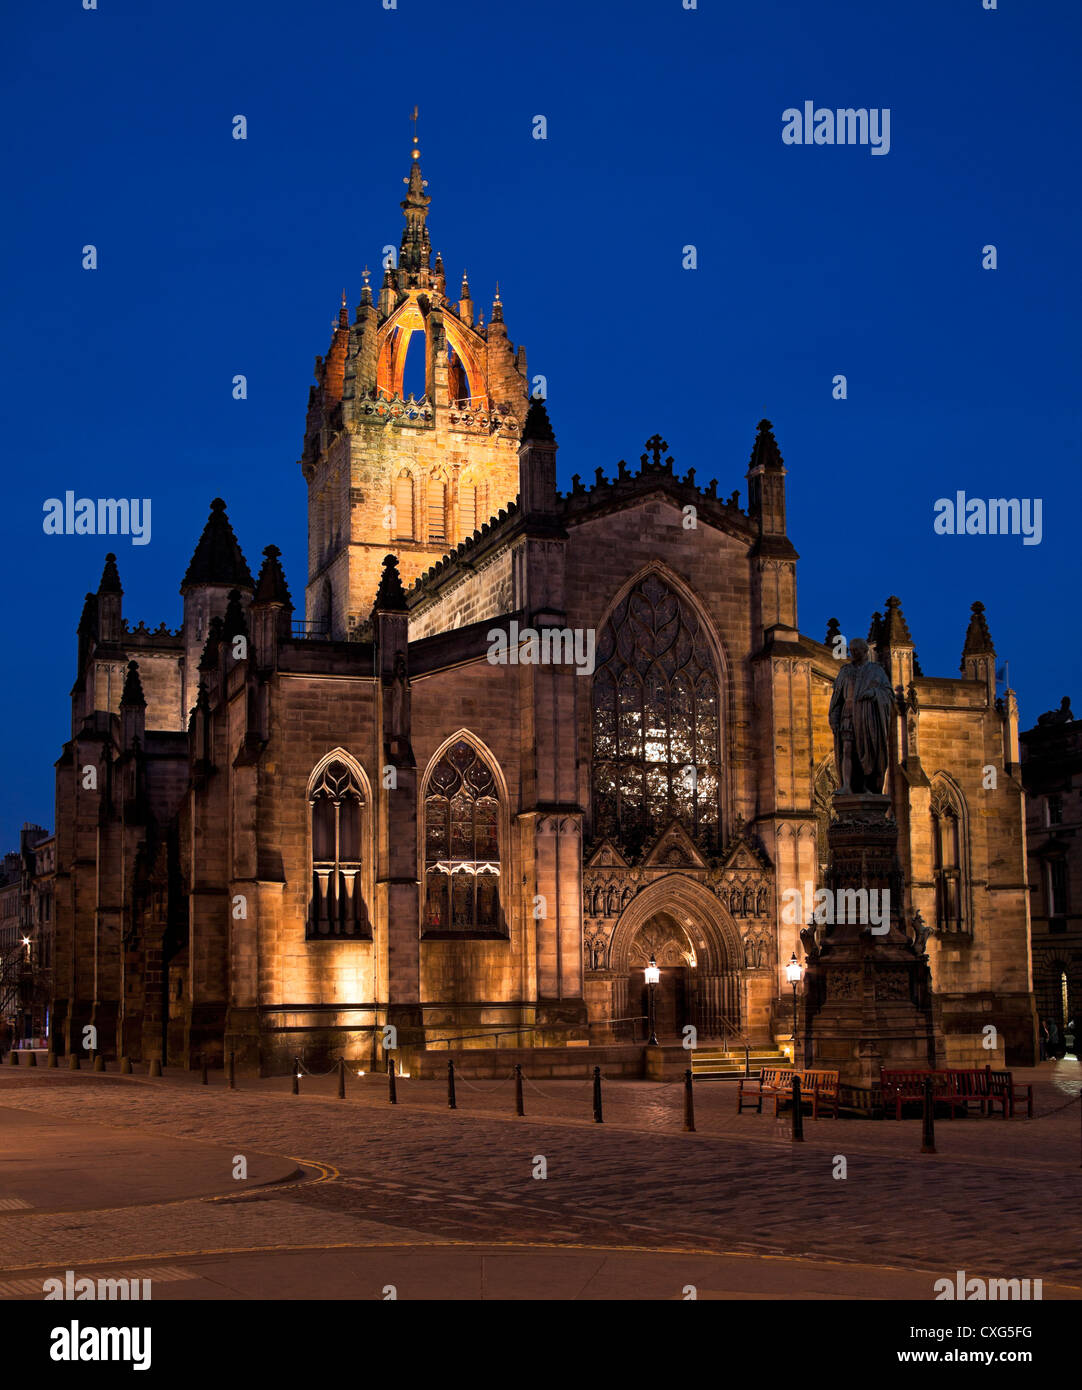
[48,142,1037,1073]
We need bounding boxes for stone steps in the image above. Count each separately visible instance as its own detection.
[691,1047,790,1080]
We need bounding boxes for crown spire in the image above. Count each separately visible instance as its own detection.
[399,105,432,283]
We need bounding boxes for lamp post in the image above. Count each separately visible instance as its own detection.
[786,952,803,1061]
[645,955,660,1046]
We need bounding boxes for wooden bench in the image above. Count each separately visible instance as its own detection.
[986,1067,1033,1119]
[799,1068,841,1119]
[880,1069,968,1120]
[947,1068,1005,1117]
[736,1066,792,1114]
[736,1067,840,1118]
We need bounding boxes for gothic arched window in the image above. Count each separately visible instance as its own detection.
[813,762,838,878]
[591,573,721,853]
[308,759,369,938]
[424,741,502,934]
[931,779,968,934]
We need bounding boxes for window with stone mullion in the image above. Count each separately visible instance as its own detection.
[591,574,721,851]
[424,741,500,932]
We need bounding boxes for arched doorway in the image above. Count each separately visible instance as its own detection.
[628,916,694,1041]
[608,875,743,1042]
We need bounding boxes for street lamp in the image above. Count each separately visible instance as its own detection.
[786,952,803,1054]
[644,955,660,1046]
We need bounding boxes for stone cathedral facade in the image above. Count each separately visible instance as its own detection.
[49,139,1036,1073]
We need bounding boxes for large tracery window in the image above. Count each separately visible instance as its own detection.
[308,759,369,939]
[931,779,968,934]
[424,740,502,934]
[592,574,722,854]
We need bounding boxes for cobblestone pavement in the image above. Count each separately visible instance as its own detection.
[1,1063,1080,1297]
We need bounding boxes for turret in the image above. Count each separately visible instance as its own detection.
[119,660,146,752]
[518,399,558,518]
[961,600,996,704]
[180,499,253,718]
[746,419,798,637]
[97,553,123,645]
[250,545,293,670]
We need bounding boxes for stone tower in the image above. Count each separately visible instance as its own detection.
[299,126,530,639]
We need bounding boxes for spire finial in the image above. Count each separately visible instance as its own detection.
[410,104,420,159]
[362,265,370,287]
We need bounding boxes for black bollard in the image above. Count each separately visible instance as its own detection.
[592,1065,603,1124]
[387,1056,398,1105]
[447,1059,457,1110]
[228,1051,236,1090]
[921,1075,936,1153]
[514,1063,524,1116]
[200,1055,208,1085]
[28,1050,37,1068]
[148,1057,161,1076]
[337,1057,346,1099]
[120,1056,131,1074]
[292,1056,300,1095]
[683,1068,696,1133]
[791,1074,804,1142]
[9,1049,18,1066]
[93,1054,105,1072]
[47,1051,58,1068]
[69,1053,80,1071]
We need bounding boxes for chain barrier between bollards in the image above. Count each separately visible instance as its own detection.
[387,1056,398,1105]
[791,1073,804,1142]
[683,1068,696,1132]
[921,1074,936,1153]
[447,1059,456,1110]
[514,1063,524,1116]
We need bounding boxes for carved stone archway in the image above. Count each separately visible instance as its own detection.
[608,875,743,1040]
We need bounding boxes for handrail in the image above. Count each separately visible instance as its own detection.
[716,1014,751,1077]
[424,1015,648,1050]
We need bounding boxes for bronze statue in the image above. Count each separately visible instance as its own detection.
[828,638,894,795]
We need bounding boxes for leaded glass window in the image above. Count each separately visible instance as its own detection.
[931,780,967,933]
[308,759,369,938]
[424,740,501,932]
[592,574,721,853]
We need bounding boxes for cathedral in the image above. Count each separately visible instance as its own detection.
[48,133,1036,1074]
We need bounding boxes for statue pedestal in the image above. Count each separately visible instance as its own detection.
[801,793,944,1111]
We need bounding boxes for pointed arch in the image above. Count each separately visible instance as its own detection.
[930,771,971,934]
[419,731,510,936]
[590,564,730,855]
[813,755,838,878]
[305,748,373,939]
[608,875,741,975]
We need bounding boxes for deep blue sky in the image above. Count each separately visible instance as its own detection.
[2,0,1079,848]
